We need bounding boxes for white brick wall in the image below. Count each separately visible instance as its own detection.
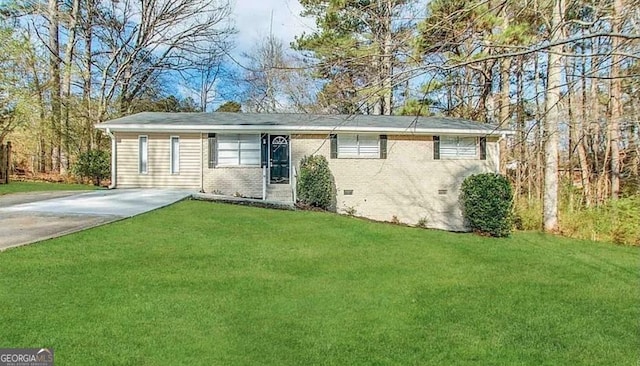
[291,134,499,231]
[201,134,264,198]
[203,166,263,198]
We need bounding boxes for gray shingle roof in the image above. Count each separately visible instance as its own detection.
[97,112,512,135]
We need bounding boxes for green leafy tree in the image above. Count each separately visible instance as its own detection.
[216,101,242,112]
[0,26,31,144]
[73,149,110,186]
[294,0,415,114]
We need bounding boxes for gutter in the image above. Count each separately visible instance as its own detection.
[106,128,117,189]
[96,124,516,136]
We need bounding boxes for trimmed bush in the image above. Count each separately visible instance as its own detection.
[297,155,333,210]
[73,149,110,186]
[460,173,513,237]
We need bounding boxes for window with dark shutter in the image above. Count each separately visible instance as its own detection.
[330,134,337,159]
[433,136,440,160]
[380,135,387,159]
[261,133,268,167]
[207,133,216,168]
[480,137,487,160]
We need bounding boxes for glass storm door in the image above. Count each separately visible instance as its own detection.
[270,135,290,184]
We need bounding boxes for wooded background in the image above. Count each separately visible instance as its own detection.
[0,0,638,241]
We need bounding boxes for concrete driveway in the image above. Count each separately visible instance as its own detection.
[0,189,193,251]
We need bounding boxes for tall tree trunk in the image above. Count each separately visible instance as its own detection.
[372,55,382,115]
[26,41,49,173]
[516,56,525,200]
[543,0,564,232]
[609,0,623,199]
[590,36,604,205]
[61,0,80,172]
[382,0,393,115]
[534,52,543,202]
[48,0,61,173]
[579,32,592,207]
[82,0,94,152]
[499,57,511,174]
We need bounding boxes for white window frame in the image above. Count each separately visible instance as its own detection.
[216,134,261,167]
[337,134,380,159]
[138,135,148,174]
[170,136,180,174]
[440,136,478,159]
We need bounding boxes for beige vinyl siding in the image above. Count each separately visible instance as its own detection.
[116,132,201,189]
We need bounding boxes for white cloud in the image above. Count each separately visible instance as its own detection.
[230,0,315,57]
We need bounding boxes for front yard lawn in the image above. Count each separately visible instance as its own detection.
[0,181,96,195]
[0,201,638,365]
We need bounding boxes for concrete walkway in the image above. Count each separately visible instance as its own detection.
[0,189,193,251]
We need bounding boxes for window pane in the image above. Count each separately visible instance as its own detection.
[457,137,477,157]
[217,134,261,166]
[457,148,477,157]
[440,136,477,158]
[217,141,239,150]
[239,149,261,165]
[217,156,238,166]
[337,134,358,157]
[440,136,457,147]
[208,137,216,168]
[217,150,239,163]
[239,135,260,149]
[358,135,379,157]
[139,136,148,173]
[171,137,179,173]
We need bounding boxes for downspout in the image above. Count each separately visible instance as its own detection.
[200,133,204,192]
[106,128,117,189]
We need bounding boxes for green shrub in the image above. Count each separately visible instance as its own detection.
[460,173,513,237]
[72,149,110,186]
[609,196,640,245]
[297,155,333,210]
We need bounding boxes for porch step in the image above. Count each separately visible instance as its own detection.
[266,185,293,203]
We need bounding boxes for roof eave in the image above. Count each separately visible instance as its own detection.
[95,123,513,136]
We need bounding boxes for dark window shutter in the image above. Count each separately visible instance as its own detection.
[380,135,387,159]
[433,136,440,160]
[330,134,337,159]
[207,133,216,168]
[261,133,269,168]
[479,136,487,160]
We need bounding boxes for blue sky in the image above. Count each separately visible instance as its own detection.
[174,0,315,108]
[231,0,314,57]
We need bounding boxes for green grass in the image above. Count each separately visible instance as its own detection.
[0,181,96,195]
[1,201,638,365]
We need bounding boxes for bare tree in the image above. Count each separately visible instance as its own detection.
[609,0,624,199]
[61,0,80,171]
[48,0,61,172]
[180,44,228,112]
[543,0,565,232]
[90,0,234,121]
[241,34,288,113]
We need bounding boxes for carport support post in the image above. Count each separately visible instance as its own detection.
[106,129,117,189]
